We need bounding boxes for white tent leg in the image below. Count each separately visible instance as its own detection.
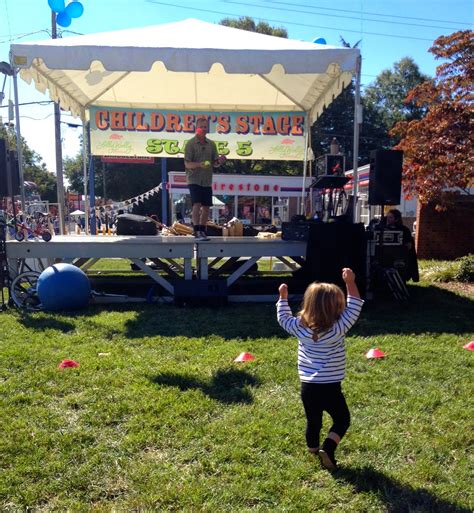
[82,123,89,235]
[12,68,26,212]
[352,56,362,223]
[300,113,310,215]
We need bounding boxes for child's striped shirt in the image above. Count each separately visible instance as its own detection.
[277,295,364,383]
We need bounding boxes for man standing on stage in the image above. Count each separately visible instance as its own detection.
[184,117,224,241]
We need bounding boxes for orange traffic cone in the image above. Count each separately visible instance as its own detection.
[463,341,474,351]
[366,348,386,359]
[234,352,255,362]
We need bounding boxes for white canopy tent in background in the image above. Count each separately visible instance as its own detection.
[10,18,362,226]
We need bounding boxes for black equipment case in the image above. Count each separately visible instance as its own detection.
[116,213,157,236]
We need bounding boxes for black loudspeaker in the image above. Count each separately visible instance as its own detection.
[0,140,20,198]
[9,150,20,196]
[368,150,403,205]
[0,139,10,197]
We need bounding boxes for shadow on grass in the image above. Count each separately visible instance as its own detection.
[13,281,470,340]
[149,368,260,404]
[123,283,473,339]
[17,313,76,332]
[335,465,470,513]
[352,284,474,336]
[124,302,285,340]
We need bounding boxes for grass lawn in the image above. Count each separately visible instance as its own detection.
[0,274,473,511]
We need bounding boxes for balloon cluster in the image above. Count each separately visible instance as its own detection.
[48,0,84,28]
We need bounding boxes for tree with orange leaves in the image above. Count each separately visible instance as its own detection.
[391,30,473,208]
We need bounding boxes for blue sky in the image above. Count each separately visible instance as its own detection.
[0,0,472,173]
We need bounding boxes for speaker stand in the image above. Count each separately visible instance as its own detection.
[0,216,10,310]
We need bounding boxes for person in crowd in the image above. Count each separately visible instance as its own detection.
[276,269,364,471]
[53,216,59,234]
[75,216,82,234]
[384,209,419,282]
[384,209,413,250]
[258,207,271,224]
[184,117,225,241]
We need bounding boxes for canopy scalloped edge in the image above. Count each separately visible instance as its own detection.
[13,48,358,76]
[20,68,85,119]
[19,64,354,123]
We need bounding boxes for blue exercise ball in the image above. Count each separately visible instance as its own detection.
[37,263,91,311]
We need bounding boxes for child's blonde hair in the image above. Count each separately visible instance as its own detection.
[299,282,346,339]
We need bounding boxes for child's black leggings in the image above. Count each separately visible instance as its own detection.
[300,381,350,448]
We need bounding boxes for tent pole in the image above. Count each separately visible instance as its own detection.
[53,100,66,234]
[89,154,96,235]
[51,12,66,235]
[82,122,89,234]
[12,68,26,212]
[300,113,310,215]
[352,55,362,223]
[161,157,168,225]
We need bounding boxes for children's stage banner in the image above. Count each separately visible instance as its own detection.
[90,107,306,161]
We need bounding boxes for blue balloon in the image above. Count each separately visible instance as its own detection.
[66,1,84,18]
[37,263,91,311]
[313,38,327,45]
[56,10,72,27]
[48,0,65,13]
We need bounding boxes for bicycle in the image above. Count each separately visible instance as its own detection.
[11,216,52,242]
[9,271,42,311]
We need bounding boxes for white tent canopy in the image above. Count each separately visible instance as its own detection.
[10,18,362,224]
[11,18,359,123]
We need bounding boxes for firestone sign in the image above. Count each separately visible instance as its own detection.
[168,172,312,198]
[90,107,306,161]
[213,182,280,193]
[171,173,280,193]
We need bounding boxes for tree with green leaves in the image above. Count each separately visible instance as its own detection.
[63,152,86,195]
[64,152,163,215]
[312,37,383,166]
[364,57,430,132]
[311,56,429,169]
[0,124,57,202]
[311,78,390,167]
[220,16,287,38]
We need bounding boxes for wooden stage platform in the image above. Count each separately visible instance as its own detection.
[6,235,307,301]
